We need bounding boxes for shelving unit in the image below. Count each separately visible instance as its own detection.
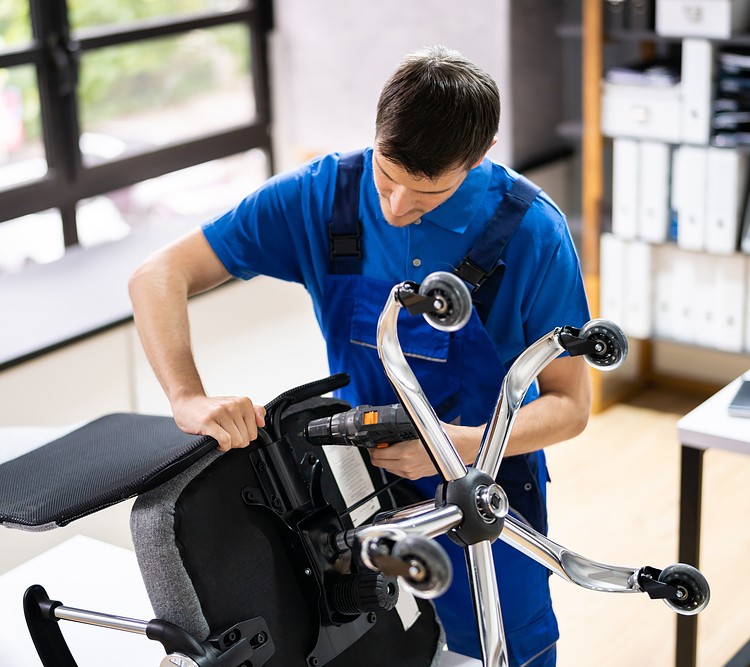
[582,0,608,412]
[579,0,750,413]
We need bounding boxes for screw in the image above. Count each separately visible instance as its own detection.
[304,568,312,576]
[254,631,267,646]
[309,657,319,666]
[257,461,266,472]
[272,496,282,509]
[408,559,427,582]
[367,612,377,624]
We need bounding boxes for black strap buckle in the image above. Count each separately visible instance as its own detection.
[329,234,361,258]
[454,259,489,290]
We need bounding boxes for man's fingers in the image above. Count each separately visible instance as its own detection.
[208,424,234,452]
[174,395,267,451]
[254,404,267,427]
[368,440,437,480]
[215,396,263,448]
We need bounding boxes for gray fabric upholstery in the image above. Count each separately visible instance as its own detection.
[130,449,222,640]
[130,444,448,665]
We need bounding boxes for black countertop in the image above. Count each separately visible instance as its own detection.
[0,219,200,371]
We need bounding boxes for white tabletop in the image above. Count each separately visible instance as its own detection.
[0,425,80,464]
[0,536,164,667]
[677,371,750,454]
[0,536,479,667]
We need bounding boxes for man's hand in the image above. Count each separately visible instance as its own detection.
[368,438,436,480]
[172,395,266,452]
[368,422,484,480]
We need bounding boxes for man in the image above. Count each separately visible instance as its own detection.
[129,45,591,666]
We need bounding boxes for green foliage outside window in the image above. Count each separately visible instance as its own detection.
[0,0,249,146]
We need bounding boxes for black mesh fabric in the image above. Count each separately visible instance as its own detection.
[0,413,216,528]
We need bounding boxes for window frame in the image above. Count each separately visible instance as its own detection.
[0,0,274,247]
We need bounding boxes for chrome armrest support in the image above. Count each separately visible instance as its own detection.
[337,502,464,552]
[376,285,468,481]
[467,541,508,667]
[475,330,566,481]
[500,515,641,593]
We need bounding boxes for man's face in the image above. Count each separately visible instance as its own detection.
[372,147,470,227]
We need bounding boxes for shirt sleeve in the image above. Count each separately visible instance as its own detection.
[486,195,591,369]
[201,154,338,303]
[522,228,591,344]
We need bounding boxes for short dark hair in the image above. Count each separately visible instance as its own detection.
[375,45,500,179]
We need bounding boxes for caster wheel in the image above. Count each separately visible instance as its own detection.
[391,536,453,599]
[418,272,472,332]
[659,563,710,615]
[579,319,628,371]
[161,655,199,667]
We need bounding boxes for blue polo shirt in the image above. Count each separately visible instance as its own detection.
[203,147,589,372]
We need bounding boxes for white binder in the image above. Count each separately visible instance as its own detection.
[653,243,679,341]
[672,247,698,344]
[714,253,747,352]
[623,239,653,340]
[706,148,748,255]
[638,141,671,243]
[680,39,714,145]
[600,233,626,327]
[612,138,639,240]
[692,252,716,348]
[673,145,708,251]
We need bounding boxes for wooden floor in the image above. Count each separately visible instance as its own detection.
[546,387,750,667]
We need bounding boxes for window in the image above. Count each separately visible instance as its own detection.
[0,0,273,273]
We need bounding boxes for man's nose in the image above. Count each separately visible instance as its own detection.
[389,186,413,217]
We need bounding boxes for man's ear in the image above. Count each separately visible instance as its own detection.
[471,137,497,169]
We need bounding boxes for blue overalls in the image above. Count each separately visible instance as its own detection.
[320,151,557,667]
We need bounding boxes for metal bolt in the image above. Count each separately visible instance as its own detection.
[408,559,427,582]
[367,612,377,624]
[304,568,312,576]
[254,631,267,646]
[309,657,319,666]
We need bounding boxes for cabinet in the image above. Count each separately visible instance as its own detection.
[579,0,750,412]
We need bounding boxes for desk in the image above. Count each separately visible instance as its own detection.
[676,372,750,667]
[0,536,165,667]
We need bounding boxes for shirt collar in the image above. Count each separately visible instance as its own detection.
[421,157,493,234]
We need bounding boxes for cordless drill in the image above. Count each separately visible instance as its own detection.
[304,404,417,449]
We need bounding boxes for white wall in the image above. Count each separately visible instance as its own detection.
[270,0,512,171]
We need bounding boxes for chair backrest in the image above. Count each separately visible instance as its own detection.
[130,388,445,667]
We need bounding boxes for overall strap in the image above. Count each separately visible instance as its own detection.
[329,150,365,274]
[454,175,541,323]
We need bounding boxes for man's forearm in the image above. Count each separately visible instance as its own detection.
[129,265,206,406]
[502,390,590,457]
[446,392,586,466]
